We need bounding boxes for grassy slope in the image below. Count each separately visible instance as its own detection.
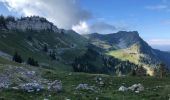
[0,57,170,100]
[107,44,155,76]
[0,30,88,71]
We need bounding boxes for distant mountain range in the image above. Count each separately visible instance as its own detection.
[0,15,170,75]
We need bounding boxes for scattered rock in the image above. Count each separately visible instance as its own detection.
[118,83,144,93]
[20,81,43,92]
[48,80,62,93]
[76,84,96,92]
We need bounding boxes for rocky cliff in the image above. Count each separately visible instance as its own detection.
[5,16,59,33]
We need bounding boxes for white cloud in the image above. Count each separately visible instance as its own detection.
[0,0,92,29]
[145,5,168,11]
[147,39,170,45]
[72,21,90,34]
[73,21,121,34]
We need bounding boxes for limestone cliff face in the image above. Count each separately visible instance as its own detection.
[6,16,59,32]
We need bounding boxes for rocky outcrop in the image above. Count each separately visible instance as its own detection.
[6,16,59,33]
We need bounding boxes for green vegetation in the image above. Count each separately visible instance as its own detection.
[0,68,170,100]
[72,44,139,75]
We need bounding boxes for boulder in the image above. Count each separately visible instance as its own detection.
[128,83,144,92]
[118,84,144,93]
[118,86,128,92]
[48,80,62,93]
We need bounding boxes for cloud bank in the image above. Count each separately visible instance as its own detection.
[0,0,91,29]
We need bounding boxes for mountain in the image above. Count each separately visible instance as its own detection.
[0,15,170,76]
[85,31,170,75]
[0,16,88,70]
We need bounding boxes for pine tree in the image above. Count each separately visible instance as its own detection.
[13,52,23,63]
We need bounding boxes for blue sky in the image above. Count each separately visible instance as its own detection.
[0,0,170,51]
[80,0,170,38]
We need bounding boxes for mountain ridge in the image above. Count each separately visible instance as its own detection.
[85,31,170,75]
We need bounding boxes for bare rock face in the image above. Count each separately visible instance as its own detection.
[6,16,59,33]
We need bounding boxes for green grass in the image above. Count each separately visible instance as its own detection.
[0,30,87,64]
[0,66,170,100]
[107,44,142,64]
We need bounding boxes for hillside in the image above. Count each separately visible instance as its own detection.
[0,57,170,100]
[72,44,139,75]
[86,31,170,75]
[0,16,88,70]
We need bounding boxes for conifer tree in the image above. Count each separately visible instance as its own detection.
[13,52,23,63]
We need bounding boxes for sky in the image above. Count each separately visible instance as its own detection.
[0,0,170,51]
